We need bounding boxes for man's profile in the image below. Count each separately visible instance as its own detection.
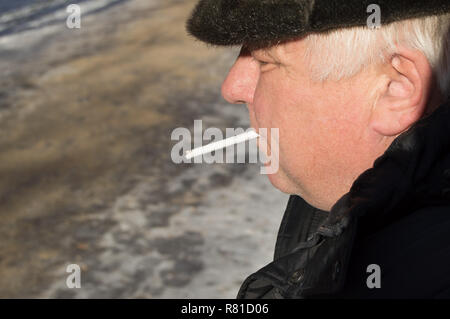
[186,0,450,298]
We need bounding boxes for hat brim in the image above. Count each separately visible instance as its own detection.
[186,0,450,50]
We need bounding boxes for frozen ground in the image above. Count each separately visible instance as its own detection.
[0,0,289,298]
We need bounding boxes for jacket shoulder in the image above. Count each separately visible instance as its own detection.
[334,204,450,298]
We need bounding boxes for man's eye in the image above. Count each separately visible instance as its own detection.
[257,60,271,67]
[252,57,270,67]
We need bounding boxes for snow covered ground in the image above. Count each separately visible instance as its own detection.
[0,0,289,298]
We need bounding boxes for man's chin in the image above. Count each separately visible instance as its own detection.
[266,168,298,195]
[265,166,333,211]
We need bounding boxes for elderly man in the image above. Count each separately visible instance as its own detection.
[187,1,450,298]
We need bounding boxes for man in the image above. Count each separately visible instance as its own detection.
[186,0,450,298]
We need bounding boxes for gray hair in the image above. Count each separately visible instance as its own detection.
[304,13,450,98]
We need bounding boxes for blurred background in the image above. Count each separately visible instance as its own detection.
[0,0,288,298]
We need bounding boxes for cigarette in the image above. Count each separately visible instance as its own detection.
[184,129,259,160]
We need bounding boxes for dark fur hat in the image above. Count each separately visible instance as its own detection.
[186,0,450,49]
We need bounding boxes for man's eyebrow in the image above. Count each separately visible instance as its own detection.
[253,48,278,61]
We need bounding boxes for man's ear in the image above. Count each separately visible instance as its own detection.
[370,48,433,137]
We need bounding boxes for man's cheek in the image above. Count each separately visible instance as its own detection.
[245,105,258,129]
[253,109,266,132]
[278,129,307,174]
[253,93,271,124]
[254,103,274,131]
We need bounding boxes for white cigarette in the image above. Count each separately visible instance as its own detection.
[184,129,259,160]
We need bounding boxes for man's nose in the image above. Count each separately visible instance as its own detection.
[221,49,259,105]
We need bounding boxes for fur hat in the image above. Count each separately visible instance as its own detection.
[186,0,450,50]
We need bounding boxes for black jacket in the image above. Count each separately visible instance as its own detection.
[237,100,450,299]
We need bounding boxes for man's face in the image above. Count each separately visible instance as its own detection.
[222,39,392,211]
